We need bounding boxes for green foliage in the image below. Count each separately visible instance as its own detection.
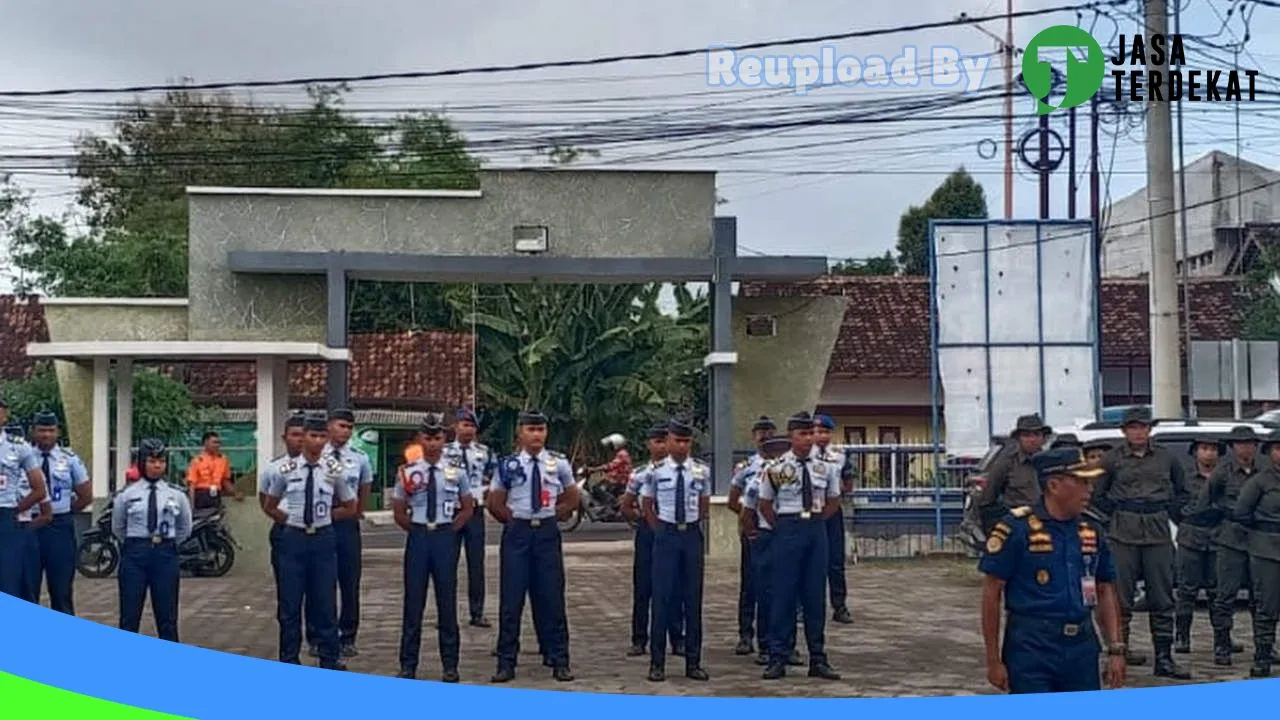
[1241,228,1280,340]
[1,365,204,444]
[832,251,897,276]
[896,168,989,276]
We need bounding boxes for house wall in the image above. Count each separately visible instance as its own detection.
[186,170,717,342]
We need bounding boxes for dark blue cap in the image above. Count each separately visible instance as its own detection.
[303,414,328,433]
[517,410,548,427]
[647,425,669,440]
[456,407,478,425]
[3,423,22,437]
[751,416,777,433]
[761,435,791,453]
[814,414,836,430]
[1030,448,1103,484]
[420,413,447,434]
[31,410,59,428]
[328,408,355,423]
[667,419,694,438]
[786,412,814,431]
[284,413,307,429]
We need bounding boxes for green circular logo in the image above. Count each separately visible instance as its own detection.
[1023,25,1105,114]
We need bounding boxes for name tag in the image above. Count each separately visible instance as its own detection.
[1082,576,1098,607]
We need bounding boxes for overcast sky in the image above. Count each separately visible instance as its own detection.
[0,0,1277,290]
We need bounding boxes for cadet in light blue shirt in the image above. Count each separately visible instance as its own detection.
[0,418,49,600]
[639,419,711,682]
[757,411,842,681]
[445,406,497,628]
[262,414,307,592]
[14,440,53,605]
[316,408,373,658]
[742,435,794,666]
[111,438,192,643]
[812,414,855,625]
[727,415,778,656]
[392,414,475,683]
[623,424,685,658]
[488,410,579,683]
[263,414,358,671]
[29,410,91,614]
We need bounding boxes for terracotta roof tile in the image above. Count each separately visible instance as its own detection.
[0,295,49,380]
[740,276,1248,378]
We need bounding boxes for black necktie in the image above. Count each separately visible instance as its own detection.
[800,458,813,512]
[530,459,542,513]
[675,465,687,523]
[146,481,159,534]
[41,452,51,489]
[303,464,316,527]
[460,446,470,475]
[426,466,438,523]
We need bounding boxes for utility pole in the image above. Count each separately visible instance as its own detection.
[1004,0,1014,219]
[1145,0,1183,417]
[1174,0,1195,416]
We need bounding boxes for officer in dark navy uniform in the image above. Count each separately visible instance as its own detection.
[446,407,497,628]
[393,414,475,683]
[727,415,777,655]
[979,447,1127,693]
[30,410,92,614]
[263,414,358,671]
[488,410,579,683]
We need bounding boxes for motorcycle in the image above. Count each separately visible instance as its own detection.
[76,500,241,579]
[558,467,638,533]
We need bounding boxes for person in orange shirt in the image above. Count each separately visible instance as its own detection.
[186,431,243,512]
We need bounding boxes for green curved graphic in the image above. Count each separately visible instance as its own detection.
[0,671,192,718]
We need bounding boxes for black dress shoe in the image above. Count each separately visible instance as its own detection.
[809,663,841,680]
[396,669,415,679]
[470,618,492,628]
[627,644,646,657]
[832,607,853,624]
[491,668,515,683]
[553,666,574,682]
[340,643,359,658]
[648,664,665,682]
[754,653,768,666]
[762,663,786,680]
[321,662,348,672]
[443,669,461,683]
[686,666,710,681]
[733,638,753,655]
[787,650,804,666]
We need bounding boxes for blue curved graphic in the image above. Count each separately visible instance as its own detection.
[1,592,1278,717]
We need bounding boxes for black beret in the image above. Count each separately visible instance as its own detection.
[751,416,777,432]
[303,415,328,433]
[31,410,59,428]
[786,411,814,431]
[328,408,355,423]
[667,419,694,438]
[517,410,548,426]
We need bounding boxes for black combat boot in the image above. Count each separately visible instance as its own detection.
[1123,627,1148,666]
[1250,645,1273,678]
[1213,630,1234,666]
[1174,614,1192,654]
[1154,645,1192,680]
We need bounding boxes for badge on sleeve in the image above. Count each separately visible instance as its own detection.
[986,535,1004,554]
[1036,569,1050,585]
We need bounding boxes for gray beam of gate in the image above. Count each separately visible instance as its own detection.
[226,251,828,282]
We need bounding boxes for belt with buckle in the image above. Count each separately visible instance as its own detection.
[528,518,542,528]
[425,522,439,531]
[676,522,688,531]
[1062,623,1081,637]
[150,535,162,545]
[799,511,812,520]
[305,526,316,535]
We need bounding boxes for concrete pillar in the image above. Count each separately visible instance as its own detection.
[271,358,288,459]
[114,359,133,489]
[325,264,349,409]
[707,217,739,558]
[234,355,282,577]
[254,356,278,495]
[91,357,110,499]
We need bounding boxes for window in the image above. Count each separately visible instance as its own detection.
[844,426,867,478]
[745,314,776,337]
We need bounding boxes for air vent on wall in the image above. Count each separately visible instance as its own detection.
[746,314,777,337]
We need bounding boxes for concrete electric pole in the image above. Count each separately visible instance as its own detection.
[1145,0,1184,417]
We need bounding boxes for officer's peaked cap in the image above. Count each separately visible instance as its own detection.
[419,413,447,434]
[667,419,694,438]
[517,410,547,426]
[786,412,814,431]
[1030,447,1103,484]
[328,408,355,423]
[302,414,328,433]
[31,410,59,428]
[761,435,791,453]
[647,424,669,440]
[751,416,777,432]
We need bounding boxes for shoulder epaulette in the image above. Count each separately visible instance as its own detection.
[62,448,78,458]
[473,442,489,451]
[1010,506,1032,518]
[548,450,566,459]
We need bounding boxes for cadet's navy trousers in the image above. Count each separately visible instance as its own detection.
[1003,614,1101,693]
[496,519,570,670]
[462,511,486,622]
[18,520,41,603]
[278,527,342,668]
[399,524,462,673]
[36,513,78,614]
[632,523,685,650]
[769,515,828,666]
[118,538,181,642]
[737,534,755,641]
[825,506,848,611]
[750,529,775,654]
[333,518,363,645]
[651,521,704,669]
[0,508,23,598]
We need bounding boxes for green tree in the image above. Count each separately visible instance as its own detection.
[896,168,989,276]
[832,251,897,276]
[1241,226,1280,340]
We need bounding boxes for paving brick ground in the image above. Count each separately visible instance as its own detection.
[67,542,1261,697]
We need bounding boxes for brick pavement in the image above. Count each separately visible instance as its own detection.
[67,542,1259,697]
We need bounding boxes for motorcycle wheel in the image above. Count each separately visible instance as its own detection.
[557,506,583,533]
[193,536,236,578]
[76,534,120,579]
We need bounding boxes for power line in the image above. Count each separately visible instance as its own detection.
[0,1,1119,98]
